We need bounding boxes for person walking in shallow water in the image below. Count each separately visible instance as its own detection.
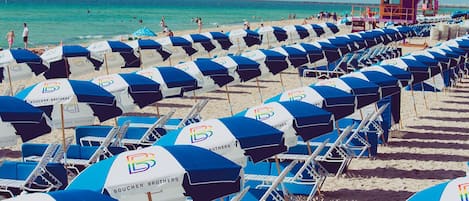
[6,30,14,49]
[22,23,29,49]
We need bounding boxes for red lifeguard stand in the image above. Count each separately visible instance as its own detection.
[421,0,438,16]
[379,0,419,24]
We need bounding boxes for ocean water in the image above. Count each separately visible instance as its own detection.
[0,0,460,48]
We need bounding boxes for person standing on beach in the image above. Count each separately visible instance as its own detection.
[22,23,29,49]
[160,16,166,31]
[6,30,14,49]
[197,17,202,33]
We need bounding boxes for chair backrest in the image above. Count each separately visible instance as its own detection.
[344,112,373,145]
[88,126,120,164]
[23,144,58,186]
[140,109,176,142]
[177,99,209,128]
[260,160,299,201]
[323,125,352,158]
[365,103,389,128]
[292,138,329,180]
[111,121,130,147]
[51,137,74,163]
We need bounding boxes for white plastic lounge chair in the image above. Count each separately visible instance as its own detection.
[79,121,127,147]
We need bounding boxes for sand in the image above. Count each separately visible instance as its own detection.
[1,18,468,201]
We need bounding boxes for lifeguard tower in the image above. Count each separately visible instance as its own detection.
[379,0,419,24]
[421,0,438,16]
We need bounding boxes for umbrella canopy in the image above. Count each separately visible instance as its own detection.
[0,49,48,83]
[175,59,234,93]
[88,41,140,68]
[403,55,441,74]
[414,50,453,71]
[136,67,198,98]
[283,25,310,41]
[4,190,118,201]
[156,116,287,165]
[289,43,325,64]
[182,34,217,53]
[126,39,172,67]
[324,22,340,34]
[316,77,380,109]
[300,24,321,38]
[343,33,367,50]
[343,71,400,98]
[256,26,288,44]
[200,32,233,50]
[445,38,469,51]
[361,65,412,87]
[67,145,242,201]
[0,96,51,146]
[241,49,289,77]
[92,73,162,113]
[311,24,326,37]
[227,29,262,48]
[313,41,341,63]
[211,55,261,83]
[266,85,356,119]
[239,101,333,142]
[42,45,102,79]
[155,36,198,58]
[358,31,378,47]
[334,36,360,51]
[132,27,157,37]
[325,37,351,55]
[407,176,469,201]
[270,46,309,67]
[381,58,438,84]
[16,79,122,128]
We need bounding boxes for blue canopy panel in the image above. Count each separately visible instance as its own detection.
[309,85,356,119]
[9,49,48,77]
[120,73,162,108]
[106,41,141,68]
[138,39,162,50]
[400,58,434,84]
[371,30,385,44]
[294,25,310,39]
[425,51,451,70]
[336,36,359,52]
[311,24,325,37]
[346,35,366,50]
[259,49,289,75]
[271,26,288,42]
[190,34,216,52]
[406,82,442,92]
[298,43,324,63]
[325,22,339,34]
[219,116,286,163]
[193,59,234,87]
[278,101,333,141]
[383,28,399,42]
[229,56,261,82]
[378,65,412,87]
[167,145,241,201]
[49,190,119,201]
[455,39,469,51]
[243,30,262,47]
[317,42,341,63]
[359,71,400,98]
[339,77,380,109]
[327,38,351,55]
[281,47,308,67]
[209,32,233,50]
[359,32,377,47]
[409,56,441,76]
[44,46,102,79]
[157,67,199,95]
[170,37,198,56]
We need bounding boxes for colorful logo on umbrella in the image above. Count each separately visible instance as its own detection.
[189,125,213,143]
[253,106,275,121]
[287,89,306,101]
[42,81,61,93]
[126,152,157,175]
[97,77,115,88]
[458,182,469,201]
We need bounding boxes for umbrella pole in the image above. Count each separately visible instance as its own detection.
[274,156,290,201]
[64,56,70,79]
[421,82,428,110]
[255,78,263,103]
[60,104,66,153]
[192,91,197,103]
[410,86,418,117]
[156,103,160,118]
[6,66,13,96]
[104,53,110,75]
[279,73,285,92]
[146,192,153,201]
[225,85,233,116]
[432,76,438,101]
[236,38,241,55]
[139,47,144,69]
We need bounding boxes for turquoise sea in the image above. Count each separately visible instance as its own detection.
[0,0,462,48]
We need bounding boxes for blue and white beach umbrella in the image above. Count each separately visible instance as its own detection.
[323,22,340,34]
[358,31,379,48]
[311,24,326,37]
[200,32,233,50]
[332,36,360,51]
[300,24,321,38]
[88,41,140,69]
[403,54,442,75]
[126,39,171,67]
[316,77,380,109]
[227,29,262,51]
[211,55,261,84]
[413,51,453,71]
[343,33,367,50]
[283,25,310,42]
[381,57,438,84]
[155,36,198,62]
[289,43,325,64]
[132,27,157,37]
[92,73,162,113]
[361,65,412,87]
[0,96,51,147]
[0,49,48,83]
[325,37,352,55]
[42,45,102,79]
[266,85,356,119]
[238,101,333,142]
[343,71,401,99]
[313,41,341,63]
[156,117,286,165]
[270,46,309,67]
[445,38,469,51]
[136,67,198,98]
[181,34,217,54]
[175,59,234,93]
[407,176,469,201]
[16,79,122,129]
[67,145,242,201]
[241,49,289,77]
[256,26,288,46]
[4,190,118,201]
